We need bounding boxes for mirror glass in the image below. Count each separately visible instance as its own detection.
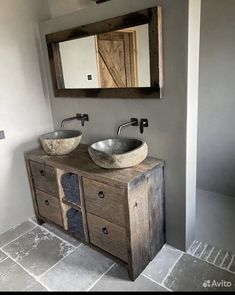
[59,24,150,89]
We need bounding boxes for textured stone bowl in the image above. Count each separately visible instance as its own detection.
[88,138,148,169]
[40,130,82,156]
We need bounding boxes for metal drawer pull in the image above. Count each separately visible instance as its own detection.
[45,200,50,206]
[98,191,105,199]
[40,170,46,176]
[102,227,108,235]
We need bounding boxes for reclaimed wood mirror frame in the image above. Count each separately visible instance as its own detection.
[46,6,163,99]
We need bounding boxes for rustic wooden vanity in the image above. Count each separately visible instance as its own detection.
[25,144,165,280]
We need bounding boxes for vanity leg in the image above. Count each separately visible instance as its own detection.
[36,216,44,226]
[127,265,136,281]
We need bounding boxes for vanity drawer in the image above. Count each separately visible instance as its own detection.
[87,213,128,262]
[30,161,58,196]
[36,190,63,226]
[83,178,125,227]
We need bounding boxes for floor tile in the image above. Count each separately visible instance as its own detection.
[207,247,220,263]
[200,244,213,260]
[39,244,114,291]
[0,250,7,263]
[214,250,227,267]
[221,252,233,269]
[188,240,235,274]
[143,244,182,284]
[30,216,38,224]
[42,222,80,247]
[0,258,41,291]
[23,280,48,291]
[0,221,36,248]
[229,256,235,272]
[194,242,207,257]
[3,226,74,277]
[91,264,168,292]
[187,240,200,254]
[164,254,235,291]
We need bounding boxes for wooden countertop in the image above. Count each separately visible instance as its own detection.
[25,144,163,188]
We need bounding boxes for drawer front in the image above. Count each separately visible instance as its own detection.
[30,161,58,196]
[83,178,125,227]
[36,190,63,226]
[87,213,128,262]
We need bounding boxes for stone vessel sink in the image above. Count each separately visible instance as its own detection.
[40,130,82,156]
[88,138,148,169]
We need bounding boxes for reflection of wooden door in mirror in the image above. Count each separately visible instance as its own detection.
[96,31,138,88]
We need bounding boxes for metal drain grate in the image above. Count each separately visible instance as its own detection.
[188,240,235,274]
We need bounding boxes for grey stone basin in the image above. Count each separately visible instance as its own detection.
[40,130,82,156]
[88,138,148,169]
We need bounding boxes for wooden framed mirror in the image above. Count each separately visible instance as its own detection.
[46,6,163,98]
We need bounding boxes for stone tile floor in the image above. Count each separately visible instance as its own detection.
[0,218,234,292]
[188,240,235,274]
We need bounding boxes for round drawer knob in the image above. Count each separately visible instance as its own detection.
[40,170,46,176]
[102,227,108,235]
[98,191,105,199]
[45,200,50,206]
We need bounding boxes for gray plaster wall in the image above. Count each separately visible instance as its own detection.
[197,0,235,197]
[196,189,235,254]
[0,0,53,234]
[48,0,94,18]
[39,0,189,250]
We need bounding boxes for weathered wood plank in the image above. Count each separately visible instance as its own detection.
[46,9,151,44]
[149,6,164,95]
[52,43,65,89]
[35,190,63,227]
[78,175,90,243]
[52,87,160,99]
[25,160,44,225]
[55,169,69,230]
[30,161,58,196]
[83,177,125,227]
[87,213,128,262]
[148,164,166,259]
[126,176,150,280]
[25,145,163,188]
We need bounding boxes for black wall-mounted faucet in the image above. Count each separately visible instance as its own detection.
[81,114,89,127]
[116,118,149,135]
[117,118,138,136]
[140,119,149,134]
[61,113,89,128]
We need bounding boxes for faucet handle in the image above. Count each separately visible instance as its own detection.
[131,118,139,126]
[81,114,89,127]
[140,119,149,134]
[83,114,89,121]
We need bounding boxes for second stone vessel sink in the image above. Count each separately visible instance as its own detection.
[40,130,82,156]
[88,138,148,169]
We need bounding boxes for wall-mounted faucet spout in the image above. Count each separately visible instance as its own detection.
[117,118,138,136]
[61,113,89,128]
[61,114,82,128]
